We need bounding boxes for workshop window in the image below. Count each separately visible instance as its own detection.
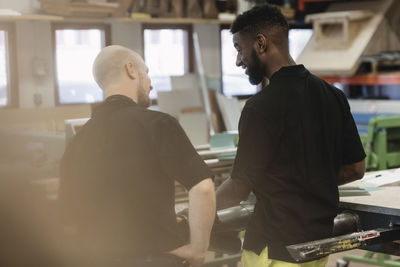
[143,25,192,99]
[220,28,258,97]
[54,25,109,104]
[0,29,10,107]
[220,27,313,96]
[288,28,313,60]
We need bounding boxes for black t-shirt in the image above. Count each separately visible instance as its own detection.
[231,65,365,262]
[59,95,213,261]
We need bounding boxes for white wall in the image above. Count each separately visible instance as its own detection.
[16,21,55,108]
[110,20,142,55]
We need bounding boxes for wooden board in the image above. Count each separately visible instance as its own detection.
[297,0,394,76]
[193,32,214,135]
[157,89,203,118]
[305,10,373,23]
[0,14,63,21]
[179,112,209,146]
[118,17,233,24]
[39,0,120,17]
[216,93,241,132]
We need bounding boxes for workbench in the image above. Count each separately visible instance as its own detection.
[339,186,400,256]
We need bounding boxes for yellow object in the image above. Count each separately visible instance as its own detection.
[242,246,329,267]
[130,12,151,19]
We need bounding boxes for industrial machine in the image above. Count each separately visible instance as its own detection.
[196,186,400,266]
[63,119,400,266]
[363,116,400,171]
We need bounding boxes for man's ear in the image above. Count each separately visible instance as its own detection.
[255,33,268,53]
[125,62,136,79]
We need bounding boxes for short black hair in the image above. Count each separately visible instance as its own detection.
[231,4,289,43]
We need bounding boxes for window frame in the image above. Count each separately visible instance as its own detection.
[141,23,194,81]
[219,24,254,100]
[219,23,313,99]
[52,23,111,106]
[0,22,18,108]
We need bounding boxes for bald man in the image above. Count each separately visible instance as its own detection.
[59,45,215,267]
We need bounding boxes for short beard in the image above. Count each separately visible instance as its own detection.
[248,49,265,85]
[137,74,151,108]
[137,87,150,108]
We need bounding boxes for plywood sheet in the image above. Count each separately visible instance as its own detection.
[170,74,199,91]
[216,93,241,131]
[178,112,209,146]
[157,89,202,118]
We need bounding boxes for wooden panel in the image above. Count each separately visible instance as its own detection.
[297,0,394,76]
[306,10,373,22]
[0,14,63,21]
[39,0,120,18]
[118,17,233,24]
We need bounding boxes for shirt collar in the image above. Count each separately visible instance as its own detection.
[270,64,308,81]
[104,94,137,105]
[92,94,137,118]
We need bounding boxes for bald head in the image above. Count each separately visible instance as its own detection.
[93,45,143,91]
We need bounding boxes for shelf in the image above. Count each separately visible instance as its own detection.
[298,0,335,11]
[61,17,108,23]
[322,72,400,85]
[0,14,234,25]
[117,17,233,25]
[0,14,63,21]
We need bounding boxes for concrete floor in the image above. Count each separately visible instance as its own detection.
[327,250,372,267]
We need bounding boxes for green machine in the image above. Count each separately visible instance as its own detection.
[339,116,400,267]
[362,116,400,171]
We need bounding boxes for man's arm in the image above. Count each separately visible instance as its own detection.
[338,159,365,185]
[169,178,215,267]
[339,91,366,186]
[216,178,252,210]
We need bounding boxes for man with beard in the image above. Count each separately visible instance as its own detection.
[59,45,215,267]
[216,4,366,267]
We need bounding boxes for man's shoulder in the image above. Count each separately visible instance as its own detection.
[120,107,184,137]
[307,72,343,93]
[244,86,285,115]
[305,72,348,102]
[121,106,177,123]
[245,89,270,106]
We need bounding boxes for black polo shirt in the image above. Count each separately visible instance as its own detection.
[231,65,365,262]
[59,95,213,261]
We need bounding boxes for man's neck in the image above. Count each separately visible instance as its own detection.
[105,88,137,103]
[266,55,296,79]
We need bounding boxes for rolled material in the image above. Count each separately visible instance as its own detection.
[208,204,254,254]
[213,204,254,233]
[333,212,360,236]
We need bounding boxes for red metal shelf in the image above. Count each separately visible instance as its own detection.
[322,73,400,85]
[298,0,334,11]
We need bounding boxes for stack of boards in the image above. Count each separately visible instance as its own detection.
[38,0,132,18]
